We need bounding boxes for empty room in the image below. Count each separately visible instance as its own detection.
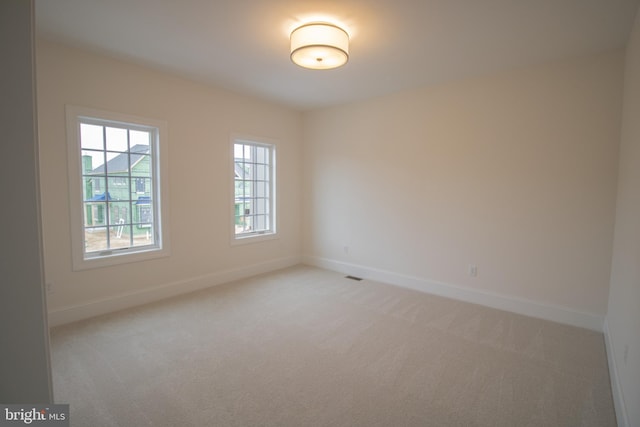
[2,0,640,426]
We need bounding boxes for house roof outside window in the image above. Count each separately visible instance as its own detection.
[90,144,149,174]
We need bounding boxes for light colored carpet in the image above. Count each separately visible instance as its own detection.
[50,266,616,426]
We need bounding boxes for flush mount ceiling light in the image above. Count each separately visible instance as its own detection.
[290,23,349,70]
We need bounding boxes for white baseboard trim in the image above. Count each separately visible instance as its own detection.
[604,319,629,427]
[303,255,605,332]
[48,255,302,327]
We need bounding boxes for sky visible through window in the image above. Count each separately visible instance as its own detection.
[80,123,150,168]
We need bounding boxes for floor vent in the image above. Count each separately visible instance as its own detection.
[345,275,363,281]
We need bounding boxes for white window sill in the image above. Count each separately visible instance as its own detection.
[74,246,170,271]
[231,232,278,246]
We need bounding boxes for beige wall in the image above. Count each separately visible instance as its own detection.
[607,8,640,427]
[303,51,623,318]
[37,40,302,318]
[37,39,624,328]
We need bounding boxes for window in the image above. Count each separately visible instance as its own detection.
[135,177,146,193]
[232,138,276,242]
[66,106,170,270]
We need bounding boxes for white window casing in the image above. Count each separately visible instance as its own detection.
[66,105,170,270]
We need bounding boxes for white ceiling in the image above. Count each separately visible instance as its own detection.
[35,0,639,111]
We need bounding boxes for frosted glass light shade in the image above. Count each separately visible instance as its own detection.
[290,23,349,70]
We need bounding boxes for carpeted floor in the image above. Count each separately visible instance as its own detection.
[50,266,616,426]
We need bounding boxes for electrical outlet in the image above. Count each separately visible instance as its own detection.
[343,246,349,255]
[468,264,478,277]
[46,282,54,294]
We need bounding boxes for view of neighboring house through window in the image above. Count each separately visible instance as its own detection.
[66,105,169,269]
[81,122,156,252]
[233,139,275,240]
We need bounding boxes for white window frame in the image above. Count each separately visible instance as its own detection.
[66,105,170,270]
[231,136,277,245]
